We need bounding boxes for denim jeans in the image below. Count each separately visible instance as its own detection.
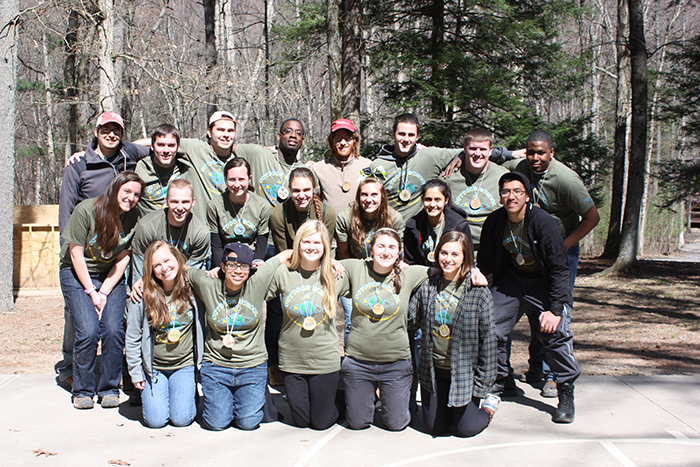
[60,268,127,400]
[200,361,267,430]
[340,296,352,347]
[141,365,196,428]
[342,357,413,431]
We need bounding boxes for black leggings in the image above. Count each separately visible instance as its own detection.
[282,371,339,430]
[421,368,490,437]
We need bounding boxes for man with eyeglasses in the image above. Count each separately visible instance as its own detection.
[503,130,599,397]
[56,111,150,387]
[478,172,580,424]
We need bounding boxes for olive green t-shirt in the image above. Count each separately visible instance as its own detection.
[187,257,280,369]
[178,138,232,209]
[266,264,342,374]
[502,218,539,275]
[207,191,271,250]
[338,259,429,362]
[59,198,141,273]
[504,158,596,240]
[130,209,211,281]
[152,293,195,371]
[448,162,508,251]
[234,144,308,208]
[134,154,191,216]
[369,147,460,220]
[432,278,466,370]
[335,207,405,259]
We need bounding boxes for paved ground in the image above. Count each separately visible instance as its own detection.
[1,374,698,466]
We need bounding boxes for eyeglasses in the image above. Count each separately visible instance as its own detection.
[281,128,304,137]
[225,262,250,271]
[499,189,527,197]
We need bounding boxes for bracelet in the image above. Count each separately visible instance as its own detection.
[99,290,109,297]
[84,287,96,295]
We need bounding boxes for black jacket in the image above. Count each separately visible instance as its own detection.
[477,203,571,315]
[404,205,474,266]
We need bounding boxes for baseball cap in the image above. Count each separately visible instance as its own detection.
[209,111,238,126]
[331,118,356,134]
[96,112,124,130]
[222,242,254,266]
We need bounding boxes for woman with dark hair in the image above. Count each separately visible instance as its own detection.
[336,177,404,344]
[408,231,499,437]
[59,172,144,409]
[338,228,430,431]
[207,157,271,267]
[404,178,473,266]
[125,241,202,427]
[269,166,336,253]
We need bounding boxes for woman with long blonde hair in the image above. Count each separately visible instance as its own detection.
[125,241,202,428]
[266,220,340,429]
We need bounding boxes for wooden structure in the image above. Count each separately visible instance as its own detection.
[13,205,60,290]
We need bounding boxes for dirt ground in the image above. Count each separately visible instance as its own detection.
[1,257,699,376]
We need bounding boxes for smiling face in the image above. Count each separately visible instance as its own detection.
[207,118,236,156]
[277,120,305,157]
[359,182,383,218]
[152,133,179,168]
[438,241,465,281]
[166,186,194,227]
[423,187,447,221]
[94,123,123,156]
[392,122,418,158]
[222,257,251,291]
[500,180,530,222]
[331,129,354,161]
[371,233,401,273]
[226,165,251,199]
[299,231,325,267]
[463,139,492,174]
[151,245,180,290]
[117,181,142,212]
[291,177,314,212]
[526,140,554,173]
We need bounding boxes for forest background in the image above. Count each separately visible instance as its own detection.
[6,0,700,270]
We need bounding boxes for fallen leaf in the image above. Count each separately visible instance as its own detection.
[32,449,58,457]
[108,460,130,466]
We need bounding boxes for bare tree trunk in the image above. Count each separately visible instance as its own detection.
[611,0,647,272]
[0,0,18,309]
[121,0,136,137]
[204,0,218,118]
[328,0,342,121]
[97,0,117,110]
[64,8,79,160]
[41,31,56,202]
[603,0,631,258]
[341,0,362,125]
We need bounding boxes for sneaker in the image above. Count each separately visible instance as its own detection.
[519,370,544,384]
[73,396,94,410]
[541,380,557,398]
[481,394,501,420]
[268,366,283,387]
[100,395,120,408]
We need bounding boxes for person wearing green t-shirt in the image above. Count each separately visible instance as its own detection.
[408,231,498,437]
[59,173,144,410]
[338,228,430,431]
[207,157,271,267]
[187,242,291,431]
[266,221,341,430]
[125,241,202,428]
[336,177,404,346]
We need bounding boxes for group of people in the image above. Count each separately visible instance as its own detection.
[57,110,599,436]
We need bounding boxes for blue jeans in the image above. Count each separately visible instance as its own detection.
[537,244,579,381]
[141,365,196,428]
[60,268,127,400]
[340,296,352,347]
[200,361,267,430]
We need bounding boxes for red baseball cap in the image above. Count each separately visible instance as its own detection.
[96,112,124,129]
[331,118,356,134]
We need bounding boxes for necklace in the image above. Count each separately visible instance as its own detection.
[508,218,525,266]
[371,269,395,317]
[464,167,485,210]
[165,299,183,342]
[275,151,291,201]
[299,269,320,331]
[226,192,249,237]
[221,280,245,348]
[167,218,186,251]
[398,158,412,202]
[435,280,460,338]
[426,216,445,263]
[335,155,355,193]
[532,170,549,208]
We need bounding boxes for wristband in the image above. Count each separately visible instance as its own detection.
[84,287,96,295]
[99,290,109,297]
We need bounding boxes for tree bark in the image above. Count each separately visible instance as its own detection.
[0,0,18,310]
[97,0,117,111]
[204,0,218,119]
[603,0,631,258]
[42,31,56,202]
[328,0,342,121]
[611,0,647,272]
[64,8,79,160]
[341,0,362,125]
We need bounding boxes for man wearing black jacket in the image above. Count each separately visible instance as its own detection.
[477,172,579,423]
